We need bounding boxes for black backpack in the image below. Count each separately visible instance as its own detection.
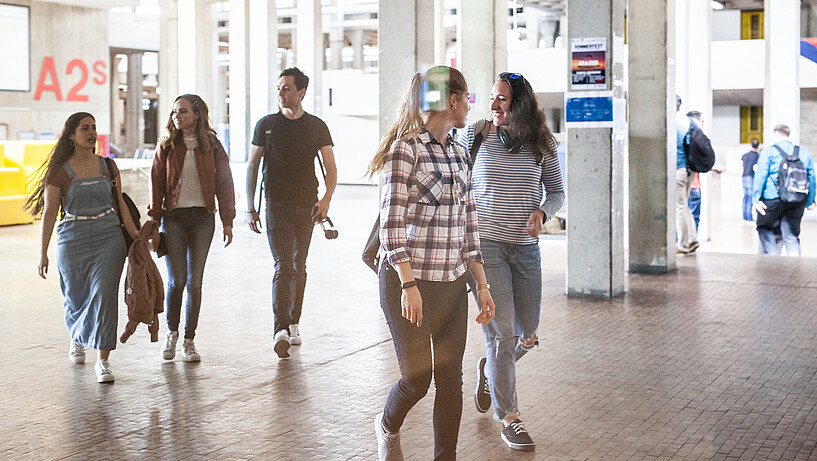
[684,123,716,173]
[774,145,809,203]
[361,121,491,273]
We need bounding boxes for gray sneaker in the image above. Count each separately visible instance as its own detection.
[501,419,535,451]
[474,357,491,413]
[374,412,404,461]
[182,339,201,362]
[162,330,179,360]
[69,341,85,364]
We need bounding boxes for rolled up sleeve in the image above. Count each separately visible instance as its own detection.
[380,140,414,267]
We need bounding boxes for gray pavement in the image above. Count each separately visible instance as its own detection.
[1,185,817,460]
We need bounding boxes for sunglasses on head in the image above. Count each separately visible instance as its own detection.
[500,72,524,80]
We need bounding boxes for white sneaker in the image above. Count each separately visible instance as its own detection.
[273,329,291,359]
[374,412,404,461]
[182,339,201,362]
[95,359,115,383]
[69,341,85,364]
[162,330,179,360]
[289,324,302,345]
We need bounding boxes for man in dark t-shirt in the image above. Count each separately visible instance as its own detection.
[741,139,760,222]
[246,67,337,359]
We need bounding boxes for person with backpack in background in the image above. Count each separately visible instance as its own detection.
[246,67,337,359]
[676,106,717,253]
[741,139,761,222]
[752,124,816,256]
[456,72,563,452]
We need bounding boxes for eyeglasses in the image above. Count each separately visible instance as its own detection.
[499,72,523,80]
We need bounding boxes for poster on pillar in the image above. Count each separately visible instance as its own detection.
[571,37,606,90]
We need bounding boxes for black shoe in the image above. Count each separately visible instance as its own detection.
[474,357,491,413]
[501,419,535,451]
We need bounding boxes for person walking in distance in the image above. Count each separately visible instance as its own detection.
[752,124,815,256]
[150,94,236,362]
[457,71,564,452]
[246,67,337,359]
[741,139,760,222]
[367,66,495,461]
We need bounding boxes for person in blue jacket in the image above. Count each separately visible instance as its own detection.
[752,124,816,256]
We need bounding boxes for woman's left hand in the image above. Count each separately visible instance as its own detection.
[475,289,495,325]
[525,210,545,237]
[223,225,233,247]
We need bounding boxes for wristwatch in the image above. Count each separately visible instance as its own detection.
[477,283,491,292]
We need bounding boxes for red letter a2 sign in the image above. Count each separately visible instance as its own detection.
[34,57,108,102]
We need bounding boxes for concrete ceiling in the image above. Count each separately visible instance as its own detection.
[36,0,138,9]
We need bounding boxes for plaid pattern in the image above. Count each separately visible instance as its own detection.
[380,129,482,282]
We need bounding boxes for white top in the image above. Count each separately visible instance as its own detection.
[175,134,206,208]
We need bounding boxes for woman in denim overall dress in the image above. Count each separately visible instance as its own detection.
[27,112,138,383]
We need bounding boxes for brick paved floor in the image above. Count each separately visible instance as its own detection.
[2,185,817,460]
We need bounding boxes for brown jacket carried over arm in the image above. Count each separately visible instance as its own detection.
[120,220,164,343]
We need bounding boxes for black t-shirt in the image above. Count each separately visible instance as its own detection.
[741,150,759,177]
[251,112,333,207]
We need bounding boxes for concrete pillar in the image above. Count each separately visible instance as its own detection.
[296,0,323,115]
[527,7,540,48]
[378,0,435,137]
[329,1,344,71]
[176,0,211,95]
[566,0,626,297]
[249,0,278,125]
[457,0,507,125]
[229,0,251,160]
[541,18,559,48]
[629,0,676,274]
[110,55,124,147]
[158,0,179,130]
[764,0,801,143]
[434,0,446,64]
[125,52,144,156]
[349,29,365,70]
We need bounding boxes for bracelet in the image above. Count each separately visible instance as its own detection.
[401,280,417,290]
[477,283,491,292]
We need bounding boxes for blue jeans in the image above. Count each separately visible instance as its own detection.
[688,187,701,231]
[266,203,314,334]
[161,207,215,340]
[756,198,805,256]
[379,263,468,461]
[742,176,754,221]
[479,240,542,421]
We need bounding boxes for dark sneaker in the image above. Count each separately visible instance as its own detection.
[501,419,535,451]
[687,241,700,253]
[474,357,491,413]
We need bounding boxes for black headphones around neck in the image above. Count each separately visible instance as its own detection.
[497,127,523,155]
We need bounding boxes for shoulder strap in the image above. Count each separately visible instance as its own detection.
[470,119,491,161]
[773,144,788,158]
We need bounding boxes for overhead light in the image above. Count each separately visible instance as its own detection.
[711,1,724,10]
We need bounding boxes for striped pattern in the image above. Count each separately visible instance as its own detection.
[380,129,482,282]
[457,124,565,245]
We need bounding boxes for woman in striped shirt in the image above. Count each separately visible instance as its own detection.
[457,72,564,452]
[367,66,495,461]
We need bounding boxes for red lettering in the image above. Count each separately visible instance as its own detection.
[34,57,62,101]
[66,59,89,102]
[93,60,107,85]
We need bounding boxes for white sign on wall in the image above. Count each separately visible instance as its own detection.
[0,4,30,92]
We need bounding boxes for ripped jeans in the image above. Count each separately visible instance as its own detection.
[480,239,542,421]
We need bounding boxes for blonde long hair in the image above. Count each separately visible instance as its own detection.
[159,94,218,154]
[366,66,467,178]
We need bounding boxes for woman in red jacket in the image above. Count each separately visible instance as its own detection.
[149,94,235,362]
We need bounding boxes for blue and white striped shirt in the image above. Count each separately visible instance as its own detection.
[457,123,565,245]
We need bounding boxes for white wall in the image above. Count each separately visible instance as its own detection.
[109,8,160,51]
[712,10,741,41]
[0,1,110,139]
[711,105,740,145]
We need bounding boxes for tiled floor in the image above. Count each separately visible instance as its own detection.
[2,185,817,460]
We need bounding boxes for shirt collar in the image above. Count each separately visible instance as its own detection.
[418,128,453,148]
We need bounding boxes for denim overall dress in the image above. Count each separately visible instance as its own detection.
[56,158,127,350]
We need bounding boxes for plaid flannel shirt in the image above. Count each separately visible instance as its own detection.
[379,129,482,282]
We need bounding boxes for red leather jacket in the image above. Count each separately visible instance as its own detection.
[148,137,236,227]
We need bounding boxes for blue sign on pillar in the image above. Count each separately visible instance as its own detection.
[565,91,614,128]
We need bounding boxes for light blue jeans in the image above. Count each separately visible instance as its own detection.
[480,239,542,421]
